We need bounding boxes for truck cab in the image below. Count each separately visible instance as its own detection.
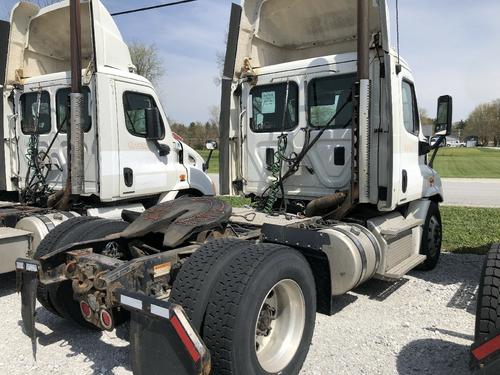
[1,0,214,206]
[222,0,448,213]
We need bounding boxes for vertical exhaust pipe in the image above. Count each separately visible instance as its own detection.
[355,0,371,204]
[58,0,84,209]
[357,0,370,81]
[70,0,84,195]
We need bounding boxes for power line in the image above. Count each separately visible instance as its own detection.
[110,0,197,17]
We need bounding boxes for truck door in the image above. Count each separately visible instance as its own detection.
[114,81,183,198]
[397,73,423,203]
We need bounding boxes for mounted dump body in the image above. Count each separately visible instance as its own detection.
[0,0,214,274]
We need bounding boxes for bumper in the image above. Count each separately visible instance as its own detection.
[15,258,211,375]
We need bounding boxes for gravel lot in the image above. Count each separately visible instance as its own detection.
[0,253,482,375]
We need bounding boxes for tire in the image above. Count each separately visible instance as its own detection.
[48,219,128,327]
[35,216,100,316]
[418,202,442,270]
[475,244,500,341]
[170,238,251,333]
[202,243,316,375]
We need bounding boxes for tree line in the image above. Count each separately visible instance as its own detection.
[421,99,500,146]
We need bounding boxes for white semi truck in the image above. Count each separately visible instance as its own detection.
[16,0,454,374]
[0,0,215,274]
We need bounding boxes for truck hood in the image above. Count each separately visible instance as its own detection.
[5,0,132,86]
[236,0,390,70]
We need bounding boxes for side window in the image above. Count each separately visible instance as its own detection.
[123,91,164,138]
[56,87,92,133]
[21,91,51,134]
[308,73,356,128]
[401,80,419,135]
[250,82,298,133]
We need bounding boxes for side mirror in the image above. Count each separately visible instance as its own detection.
[145,107,163,140]
[203,141,218,172]
[435,95,453,136]
[205,141,218,151]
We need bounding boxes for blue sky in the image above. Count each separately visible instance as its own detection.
[1,0,499,124]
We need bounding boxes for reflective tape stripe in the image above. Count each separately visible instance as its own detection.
[472,335,500,361]
[150,304,170,319]
[120,295,143,310]
[171,314,200,363]
[25,263,38,272]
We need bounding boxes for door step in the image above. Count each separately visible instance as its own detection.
[384,254,426,279]
[379,217,423,236]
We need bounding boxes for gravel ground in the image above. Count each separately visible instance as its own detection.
[0,253,482,375]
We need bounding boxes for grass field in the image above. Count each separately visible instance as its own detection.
[433,147,500,178]
[201,147,500,178]
[218,197,500,255]
[441,206,500,254]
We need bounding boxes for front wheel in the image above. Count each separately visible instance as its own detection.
[418,201,442,270]
[202,243,316,375]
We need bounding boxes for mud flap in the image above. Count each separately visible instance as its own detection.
[117,291,211,375]
[15,258,41,359]
[471,331,500,374]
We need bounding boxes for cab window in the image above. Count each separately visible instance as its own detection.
[402,80,419,135]
[21,91,51,134]
[308,74,356,128]
[56,87,92,133]
[123,91,164,138]
[250,82,298,133]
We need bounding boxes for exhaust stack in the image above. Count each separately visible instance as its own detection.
[69,0,84,195]
[355,0,371,204]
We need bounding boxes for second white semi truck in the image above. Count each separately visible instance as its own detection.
[0,0,215,275]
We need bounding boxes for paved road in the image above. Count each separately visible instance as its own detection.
[442,178,500,208]
[210,174,500,208]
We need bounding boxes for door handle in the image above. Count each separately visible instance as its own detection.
[124,168,134,187]
[402,170,408,193]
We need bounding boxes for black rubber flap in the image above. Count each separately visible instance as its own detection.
[16,260,39,359]
[122,197,232,248]
[130,311,202,375]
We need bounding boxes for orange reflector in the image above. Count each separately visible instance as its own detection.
[180,175,187,182]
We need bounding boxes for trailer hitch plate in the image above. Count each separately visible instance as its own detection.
[15,258,40,359]
[118,290,210,375]
[122,197,232,248]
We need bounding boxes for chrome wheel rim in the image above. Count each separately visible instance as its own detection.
[254,279,306,373]
[427,215,441,257]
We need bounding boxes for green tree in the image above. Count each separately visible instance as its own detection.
[128,42,165,85]
[465,100,500,146]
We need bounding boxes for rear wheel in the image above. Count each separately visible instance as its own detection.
[418,202,442,270]
[475,243,500,341]
[202,243,316,375]
[170,238,251,332]
[35,216,100,316]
